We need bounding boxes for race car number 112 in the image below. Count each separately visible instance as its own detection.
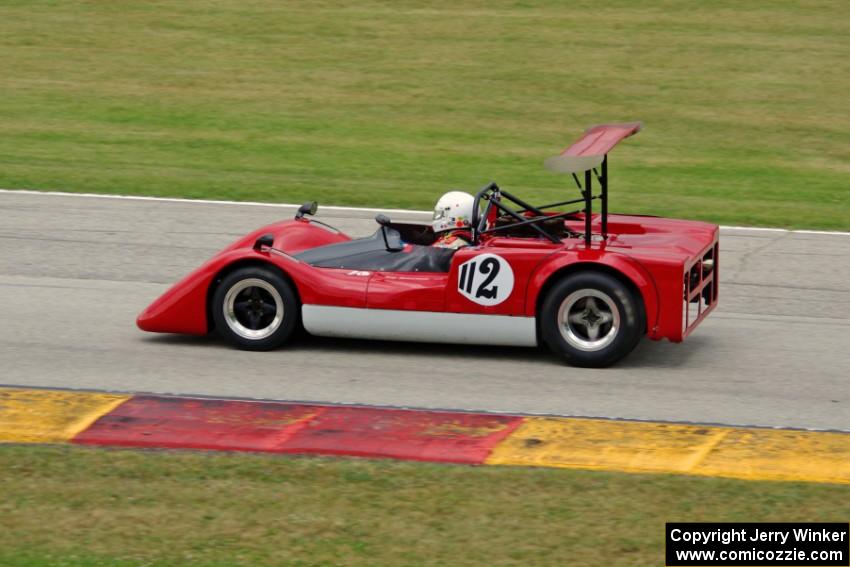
[457,253,515,306]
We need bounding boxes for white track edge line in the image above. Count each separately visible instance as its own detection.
[2,188,849,236]
[0,188,429,215]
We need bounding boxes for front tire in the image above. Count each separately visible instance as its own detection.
[540,271,645,367]
[212,266,299,351]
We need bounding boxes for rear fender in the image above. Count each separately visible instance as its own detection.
[525,251,660,335]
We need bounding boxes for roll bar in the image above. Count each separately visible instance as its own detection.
[470,122,641,246]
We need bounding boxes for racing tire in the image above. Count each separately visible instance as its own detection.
[539,271,645,368]
[212,266,299,351]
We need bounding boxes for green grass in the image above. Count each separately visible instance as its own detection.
[1,445,849,566]
[1,1,849,229]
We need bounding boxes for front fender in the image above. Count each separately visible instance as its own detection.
[137,219,353,335]
[225,219,351,255]
[137,249,277,335]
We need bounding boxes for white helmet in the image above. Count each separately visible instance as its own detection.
[432,191,475,233]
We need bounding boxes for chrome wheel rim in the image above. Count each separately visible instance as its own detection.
[223,278,284,340]
[557,288,620,352]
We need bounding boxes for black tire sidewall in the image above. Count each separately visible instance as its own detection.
[540,271,645,367]
[212,266,299,351]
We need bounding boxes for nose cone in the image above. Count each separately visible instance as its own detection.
[133,276,176,332]
[136,298,171,333]
[136,305,157,332]
[134,282,209,336]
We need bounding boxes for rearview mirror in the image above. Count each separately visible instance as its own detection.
[295,201,318,219]
[253,233,275,251]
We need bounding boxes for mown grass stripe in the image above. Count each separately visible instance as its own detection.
[2,1,849,230]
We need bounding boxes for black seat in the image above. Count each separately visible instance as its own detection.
[294,228,456,273]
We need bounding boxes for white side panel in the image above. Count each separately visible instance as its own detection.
[302,305,537,347]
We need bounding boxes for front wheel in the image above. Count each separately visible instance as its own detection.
[212,266,299,351]
[539,271,645,367]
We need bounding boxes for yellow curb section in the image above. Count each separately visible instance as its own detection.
[695,428,850,484]
[0,388,130,443]
[486,417,850,484]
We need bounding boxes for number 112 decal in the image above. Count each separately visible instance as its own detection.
[457,253,515,306]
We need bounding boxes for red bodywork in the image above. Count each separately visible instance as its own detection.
[138,123,719,346]
[137,213,718,342]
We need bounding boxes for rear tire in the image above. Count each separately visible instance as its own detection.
[539,271,645,367]
[212,266,299,351]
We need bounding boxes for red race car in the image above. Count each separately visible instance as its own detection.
[138,123,718,367]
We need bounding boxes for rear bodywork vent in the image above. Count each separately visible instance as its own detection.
[682,241,719,337]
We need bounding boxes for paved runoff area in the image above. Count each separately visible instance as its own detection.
[2,386,849,484]
[1,190,849,437]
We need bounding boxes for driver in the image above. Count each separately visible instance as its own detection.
[431,190,475,249]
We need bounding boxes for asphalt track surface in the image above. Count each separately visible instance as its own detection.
[1,191,848,431]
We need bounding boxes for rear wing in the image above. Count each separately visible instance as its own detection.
[545,122,641,245]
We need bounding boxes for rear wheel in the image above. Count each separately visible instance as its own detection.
[212,266,298,351]
[540,271,645,367]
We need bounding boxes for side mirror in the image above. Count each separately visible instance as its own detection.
[295,201,318,219]
[253,233,275,251]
